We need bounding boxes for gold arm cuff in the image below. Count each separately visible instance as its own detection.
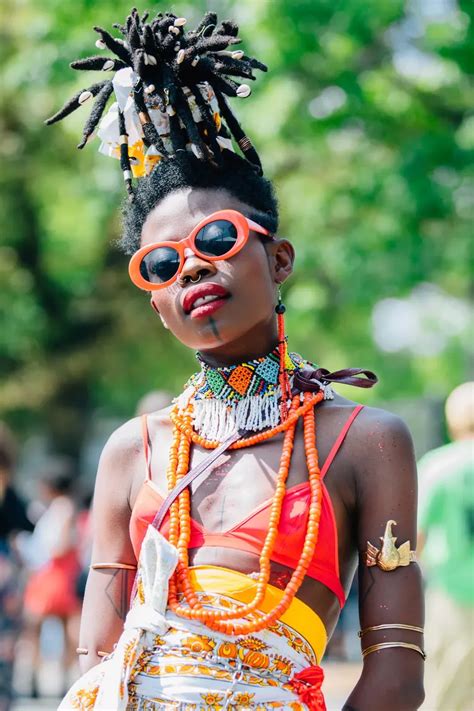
[365,520,416,571]
[90,562,137,570]
[359,623,424,638]
[362,642,426,660]
[76,647,111,658]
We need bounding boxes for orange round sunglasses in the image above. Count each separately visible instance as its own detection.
[129,209,271,291]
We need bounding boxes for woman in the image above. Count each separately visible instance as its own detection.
[49,9,424,710]
[0,422,34,711]
[23,464,81,697]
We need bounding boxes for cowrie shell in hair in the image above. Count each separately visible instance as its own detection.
[177,49,186,64]
[102,60,114,71]
[216,135,232,150]
[174,17,187,27]
[191,55,200,66]
[236,84,251,98]
[144,53,157,66]
[144,84,155,94]
[168,25,179,35]
[232,50,244,60]
[166,105,176,116]
[95,39,106,49]
[78,91,93,104]
[191,143,203,158]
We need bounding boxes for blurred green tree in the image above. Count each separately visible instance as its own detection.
[0,0,472,457]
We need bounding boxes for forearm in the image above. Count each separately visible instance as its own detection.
[343,652,425,710]
[78,567,135,672]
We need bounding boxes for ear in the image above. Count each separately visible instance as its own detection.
[266,238,295,285]
[149,296,169,330]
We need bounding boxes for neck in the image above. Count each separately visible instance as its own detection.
[198,319,279,368]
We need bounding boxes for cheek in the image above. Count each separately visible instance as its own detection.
[150,284,180,317]
[229,251,275,307]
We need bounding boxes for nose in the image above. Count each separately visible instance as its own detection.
[178,248,217,285]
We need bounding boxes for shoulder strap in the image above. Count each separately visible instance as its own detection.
[320,405,364,479]
[152,431,239,531]
[141,414,152,482]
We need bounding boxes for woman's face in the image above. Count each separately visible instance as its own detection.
[141,187,293,359]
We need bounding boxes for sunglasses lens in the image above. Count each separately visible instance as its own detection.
[140,246,180,284]
[195,220,238,257]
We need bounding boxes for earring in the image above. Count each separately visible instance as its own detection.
[276,287,292,421]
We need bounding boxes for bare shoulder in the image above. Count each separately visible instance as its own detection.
[348,403,417,489]
[98,416,143,474]
[352,404,413,445]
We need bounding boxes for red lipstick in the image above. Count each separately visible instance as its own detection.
[182,282,230,319]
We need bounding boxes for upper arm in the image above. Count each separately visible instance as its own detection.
[355,410,418,552]
[348,409,425,706]
[90,424,140,567]
[78,418,142,670]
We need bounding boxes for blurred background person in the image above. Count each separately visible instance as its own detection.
[74,488,94,604]
[0,423,34,711]
[21,460,81,699]
[418,381,474,711]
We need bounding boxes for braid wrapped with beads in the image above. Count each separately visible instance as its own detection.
[46,8,267,200]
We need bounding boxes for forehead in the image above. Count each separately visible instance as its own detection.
[141,187,252,246]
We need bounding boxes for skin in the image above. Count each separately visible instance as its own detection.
[80,187,424,709]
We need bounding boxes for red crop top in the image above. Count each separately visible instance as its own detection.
[129,405,364,609]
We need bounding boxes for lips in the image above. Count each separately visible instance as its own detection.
[182,282,230,318]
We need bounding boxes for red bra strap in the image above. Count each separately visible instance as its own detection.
[141,414,152,481]
[320,405,364,479]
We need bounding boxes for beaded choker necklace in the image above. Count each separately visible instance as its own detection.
[178,347,310,440]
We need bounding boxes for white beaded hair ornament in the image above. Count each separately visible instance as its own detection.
[46,8,267,199]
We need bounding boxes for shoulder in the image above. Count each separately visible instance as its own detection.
[96,406,173,484]
[345,404,416,487]
[352,404,413,446]
[322,395,413,452]
[99,416,144,470]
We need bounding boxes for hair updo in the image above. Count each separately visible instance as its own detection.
[120,149,279,254]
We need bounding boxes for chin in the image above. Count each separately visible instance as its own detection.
[171,318,248,352]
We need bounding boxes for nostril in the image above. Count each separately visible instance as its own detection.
[181,267,212,285]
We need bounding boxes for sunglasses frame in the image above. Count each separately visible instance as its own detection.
[129,209,271,291]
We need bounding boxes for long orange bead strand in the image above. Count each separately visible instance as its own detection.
[165,390,325,635]
[168,396,300,622]
[204,392,324,635]
[165,427,182,603]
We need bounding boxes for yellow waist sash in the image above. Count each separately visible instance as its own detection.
[188,565,328,663]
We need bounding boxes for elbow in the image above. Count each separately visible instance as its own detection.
[393,678,425,710]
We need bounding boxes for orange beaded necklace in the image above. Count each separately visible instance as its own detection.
[165,389,325,635]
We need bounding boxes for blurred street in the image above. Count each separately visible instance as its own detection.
[12,661,362,710]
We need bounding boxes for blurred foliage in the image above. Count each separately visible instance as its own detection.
[0,0,472,455]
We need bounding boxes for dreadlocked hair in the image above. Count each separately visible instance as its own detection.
[120,149,279,255]
[46,7,268,199]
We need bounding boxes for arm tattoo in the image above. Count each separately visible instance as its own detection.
[105,569,132,620]
[360,565,376,605]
